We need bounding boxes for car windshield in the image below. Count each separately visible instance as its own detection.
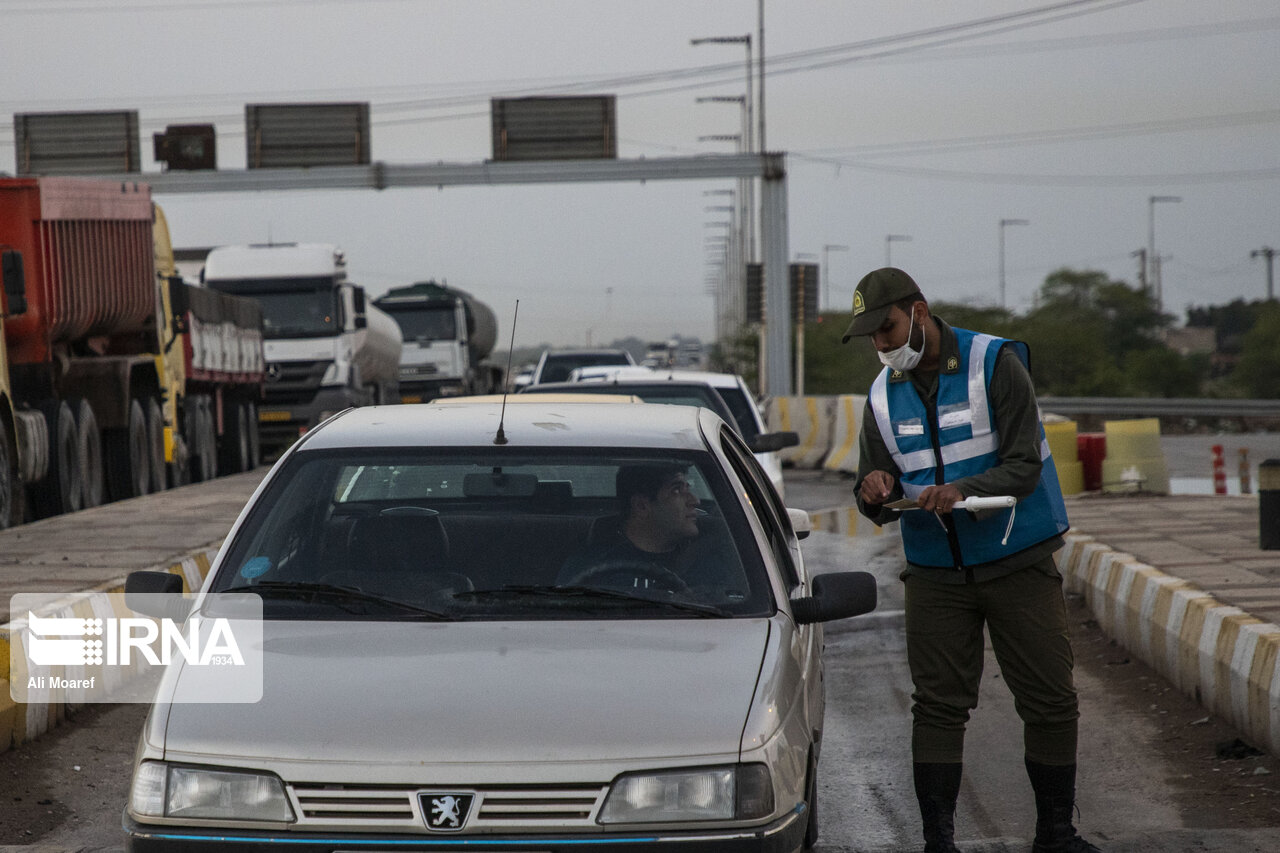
[213,447,775,621]
[382,305,456,342]
[524,384,738,432]
[539,353,630,383]
[207,277,339,338]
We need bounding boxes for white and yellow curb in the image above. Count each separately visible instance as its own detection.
[1058,534,1280,756]
[0,545,220,753]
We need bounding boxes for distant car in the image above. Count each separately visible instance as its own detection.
[550,368,796,497]
[527,348,635,386]
[122,401,876,852]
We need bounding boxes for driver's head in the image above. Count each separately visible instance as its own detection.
[616,463,700,549]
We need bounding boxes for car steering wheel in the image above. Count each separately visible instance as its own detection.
[566,560,692,596]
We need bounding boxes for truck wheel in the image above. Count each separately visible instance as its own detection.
[31,400,82,517]
[145,397,166,494]
[0,427,14,529]
[190,396,217,483]
[246,401,261,469]
[217,401,250,475]
[72,398,104,509]
[106,398,150,500]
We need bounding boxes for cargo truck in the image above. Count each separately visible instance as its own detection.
[202,243,401,459]
[373,281,503,402]
[153,209,266,486]
[0,178,267,527]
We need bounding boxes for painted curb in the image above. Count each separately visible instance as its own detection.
[0,545,219,753]
[1058,534,1280,756]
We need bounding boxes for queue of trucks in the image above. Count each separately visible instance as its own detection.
[0,176,504,529]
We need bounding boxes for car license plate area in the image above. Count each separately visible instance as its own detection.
[258,410,292,422]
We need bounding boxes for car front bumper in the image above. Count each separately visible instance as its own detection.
[124,807,806,853]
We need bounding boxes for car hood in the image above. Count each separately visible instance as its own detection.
[160,618,771,768]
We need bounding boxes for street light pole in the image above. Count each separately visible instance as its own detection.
[1148,195,1181,313]
[822,243,849,313]
[1252,246,1277,301]
[794,253,818,396]
[998,218,1029,310]
[885,234,912,267]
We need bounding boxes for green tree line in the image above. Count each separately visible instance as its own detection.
[714,268,1280,399]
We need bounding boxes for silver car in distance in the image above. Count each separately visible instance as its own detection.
[123,401,876,852]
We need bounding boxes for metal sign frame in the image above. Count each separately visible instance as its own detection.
[92,153,795,395]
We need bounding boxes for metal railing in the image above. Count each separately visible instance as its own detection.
[1038,397,1280,419]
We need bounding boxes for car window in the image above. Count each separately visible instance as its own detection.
[213,447,775,621]
[537,353,632,384]
[718,427,801,589]
[712,385,762,440]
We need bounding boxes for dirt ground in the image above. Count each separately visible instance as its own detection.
[1067,592,1280,828]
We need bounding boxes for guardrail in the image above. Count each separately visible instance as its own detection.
[1038,397,1280,419]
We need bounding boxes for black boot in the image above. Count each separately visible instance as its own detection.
[1024,758,1102,853]
[913,762,963,853]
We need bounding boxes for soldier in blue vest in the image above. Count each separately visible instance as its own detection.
[844,268,1099,853]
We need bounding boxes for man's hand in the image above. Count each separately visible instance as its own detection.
[859,471,896,506]
[917,484,964,514]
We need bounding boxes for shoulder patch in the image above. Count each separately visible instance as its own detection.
[946,356,959,371]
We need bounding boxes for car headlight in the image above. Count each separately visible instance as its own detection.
[319,360,344,386]
[597,764,773,824]
[130,761,295,822]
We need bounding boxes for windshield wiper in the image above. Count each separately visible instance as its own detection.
[456,584,732,618]
[221,581,449,619]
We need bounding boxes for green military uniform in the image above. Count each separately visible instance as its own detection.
[843,267,1100,853]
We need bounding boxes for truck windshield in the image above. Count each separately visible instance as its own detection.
[206,277,341,338]
[384,305,456,342]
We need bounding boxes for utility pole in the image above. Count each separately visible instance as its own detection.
[1132,248,1147,292]
[998,218,1029,309]
[822,243,848,313]
[1252,246,1277,301]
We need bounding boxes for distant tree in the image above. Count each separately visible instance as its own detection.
[1230,303,1280,397]
[1123,348,1207,397]
[802,312,882,396]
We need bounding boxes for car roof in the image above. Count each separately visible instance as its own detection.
[297,401,719,451]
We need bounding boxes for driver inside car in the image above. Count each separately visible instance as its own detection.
[556,463,742,600]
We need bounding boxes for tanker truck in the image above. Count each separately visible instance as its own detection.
[373,281,504,402]
[202,242,401,459]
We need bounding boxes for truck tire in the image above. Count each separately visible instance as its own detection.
[246,401,261,469]
[217,400,250,475]
[189,396,217,483]
[0,427,14,529]
[145,397,166,494]
[30,400,82,518]
[106,398,150,501]
[72,398,104,509]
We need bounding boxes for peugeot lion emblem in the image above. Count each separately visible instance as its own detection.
[265,363,281,382]
[420,792,474,832]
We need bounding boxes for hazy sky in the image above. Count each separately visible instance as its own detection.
[5,0,1278,348]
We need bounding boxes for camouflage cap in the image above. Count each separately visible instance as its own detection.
[841,267,923,342]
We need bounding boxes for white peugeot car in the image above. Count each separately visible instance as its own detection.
[123,401,875,852]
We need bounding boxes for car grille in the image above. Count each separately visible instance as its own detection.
[264,359,330,405]
[289,782,609,830]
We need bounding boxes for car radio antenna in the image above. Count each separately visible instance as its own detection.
[494,299,519,445]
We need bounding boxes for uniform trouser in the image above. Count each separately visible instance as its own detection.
[904,557,1080,766]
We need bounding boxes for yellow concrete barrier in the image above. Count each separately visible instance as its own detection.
[1044,419,1084,495]
[823,395,866,475]
[766,396,833,469]
[1101,418,1170,494]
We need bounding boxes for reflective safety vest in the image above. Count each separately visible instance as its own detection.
[869,327,1069,569]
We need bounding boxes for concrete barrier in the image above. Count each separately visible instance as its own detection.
[823,394,866,475]
[0,545,218,752]
[766,396,833,469]
[1058,534,1280,756]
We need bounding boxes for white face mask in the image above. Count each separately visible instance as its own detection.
[877,309,926,371]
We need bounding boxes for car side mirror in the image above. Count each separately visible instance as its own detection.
[748,431,799,453]
[2,250,27,316]
[167,276,190,330]
[787,507,811,540]
[124,570,192,622]
[790,571,877,625]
